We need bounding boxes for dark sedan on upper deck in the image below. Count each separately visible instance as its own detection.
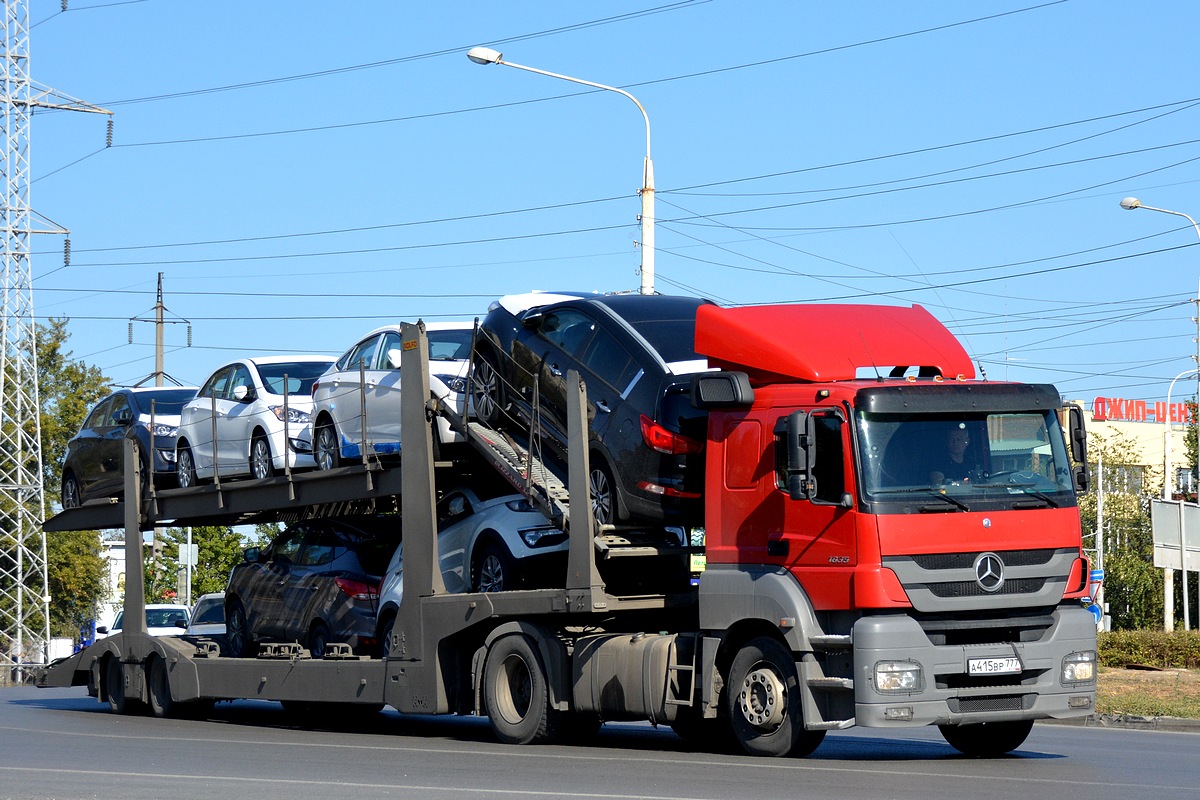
[471,292,712,525]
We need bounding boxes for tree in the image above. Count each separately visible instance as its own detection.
[44,530,107,639]
[1079,429,1163,630]
[145,524,276,604]
[37,318,111,639]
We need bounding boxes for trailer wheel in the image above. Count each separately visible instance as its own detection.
[147,657,177,719]
[726,636,825,758]
[483,634,561,745]
[938,719,1033,757]
[226,598,256,658]
[105,657,127,715]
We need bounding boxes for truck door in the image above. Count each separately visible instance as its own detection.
[770,408,858,599]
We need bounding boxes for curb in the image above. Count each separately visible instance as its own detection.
[1042,714,1200,733]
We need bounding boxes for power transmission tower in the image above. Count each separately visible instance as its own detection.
[0,0,110,681]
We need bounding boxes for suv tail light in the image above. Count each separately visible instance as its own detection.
[641,414,704,455]
[334,577,379,601]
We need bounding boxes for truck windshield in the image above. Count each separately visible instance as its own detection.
[856,409,1075,501]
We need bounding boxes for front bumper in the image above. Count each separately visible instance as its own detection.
[852,604,1097,728]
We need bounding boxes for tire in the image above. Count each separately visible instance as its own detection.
[669,705,736,753]
[376,611,396,659]
[225,598,256,658]
[474,542,516,593]
[249,433,275,480]
[726,636,825,758]
[177,444,198,489]
[471,352,505,428]
[307,621,332,659]
[105,657,127,715]
[314,420,341,471]
[147,657,177,719]
[61,473,81,509]
[482,634,562,745]
[939,719,1034,757]
[589,457,618,526]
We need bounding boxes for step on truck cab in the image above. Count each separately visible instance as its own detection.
[689,302,1096,756]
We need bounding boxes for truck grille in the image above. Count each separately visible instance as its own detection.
[883,547,1076,613]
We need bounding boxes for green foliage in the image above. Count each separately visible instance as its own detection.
[44,530,107,640]
[37,316,110,508]
[1079,430,1164,630]
[144,525,257,604]
[1099,629,1200,668]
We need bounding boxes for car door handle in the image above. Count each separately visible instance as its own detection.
[549,364,563,378]
[595,400,611,413]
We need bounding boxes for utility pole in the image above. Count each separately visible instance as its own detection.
[130,273,190,388]
[0,0,110,681]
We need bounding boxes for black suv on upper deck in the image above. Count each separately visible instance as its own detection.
[471,292,712,525]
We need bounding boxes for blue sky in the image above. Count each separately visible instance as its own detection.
[26,1,1200,409]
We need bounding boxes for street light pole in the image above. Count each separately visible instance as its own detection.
[467,47,656,295]
[1164,369,1197,500]
[1122,197,1200,632]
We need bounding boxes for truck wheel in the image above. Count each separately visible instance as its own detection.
[471,353,504,428]
[483,634,561,745]
[225,599,256,658]
[314,421,341,471]
[726,636,825,758]
[474,542,516,592]
[249,434,275,480]
[105,657,127,715]
[938,719,1033,757]
[177,445,198,489]
[147,657,177,719]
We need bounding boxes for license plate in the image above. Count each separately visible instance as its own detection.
[968,656,1022,676]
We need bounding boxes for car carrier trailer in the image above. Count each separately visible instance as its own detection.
[40,308,1099,758]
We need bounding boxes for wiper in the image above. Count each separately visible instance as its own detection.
[876,486,970,511]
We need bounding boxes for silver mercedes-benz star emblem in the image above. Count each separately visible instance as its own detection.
[974,552,1005,593]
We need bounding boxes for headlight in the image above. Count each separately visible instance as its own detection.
[520,527,567,548]
[1061,650,1097,684]
[874,660,924,693]
[145,423,178,437]
[434,374,468,394]
[270,406,311,424]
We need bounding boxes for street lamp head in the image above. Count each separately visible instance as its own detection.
[467,47,503,65]
[1120,196,1142,210]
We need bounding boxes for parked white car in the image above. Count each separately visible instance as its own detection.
[374,487,566,656]
[311,322,472,469]
[96,603,191,638]
[176,356,334,486]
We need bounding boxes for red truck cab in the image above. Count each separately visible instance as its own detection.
[691,303,1096,751]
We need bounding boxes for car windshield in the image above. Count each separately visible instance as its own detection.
[146,608,189,627]
[134,389,196,416]
[191,600,224,626]
[428,329,473,361]
[858,409,1075,499]
[256,361,331,395]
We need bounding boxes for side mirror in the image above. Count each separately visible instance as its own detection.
[520,310,544,330]
[232,385,254,403]
[175,619,189,630]
[386,348,403,369]
[691,371,754,408]
[114,408,134,426]
[243,546,261,563]
[774,410,816,502]
[95,626,108,635]
[1068,405,1090,492]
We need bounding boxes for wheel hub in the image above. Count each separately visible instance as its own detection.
[738,666,786,729]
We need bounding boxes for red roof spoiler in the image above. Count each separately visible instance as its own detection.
[694,303,976,383]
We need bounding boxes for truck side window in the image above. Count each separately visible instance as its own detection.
[811,412,845,504]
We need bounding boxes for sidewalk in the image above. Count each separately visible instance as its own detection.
[1044,714,1200,733]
